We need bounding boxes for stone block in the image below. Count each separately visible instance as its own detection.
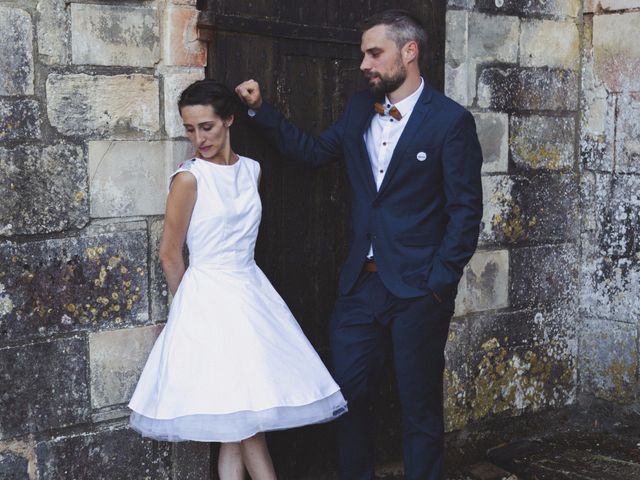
[480,175,514,245]
[455,249,509,316]
[482,173,579,245]
[0,7,34,95]
[475,112,508,173]
[478,66,578,112]
[615,93,640,173]
[585,0,640,12]
[0,99,42,142]
[88,140,193,217]
[579,318,638,403]
[36,0,70,65]
[579,173,640,321]
[468,12,519,63]
[445,62,475,107]
[510,244,579,310]
[90,325,163,408]
[150,218,170,323]
[163,68,206,137]
[173,442,212,480]
[593,12,640,92]
[71,4,159,67]
[0,337,89,438]
[445,10,468,64]
[510,115,575,170]
[36,426,172,479]
[448,0,476,9]
[0,440,36,480]
[162,5,207,67]
[444,318,470,431]
[46,74,160,138]
[0,143,88,236]
[475,0,580,17]
[465,308,576,421]
[520,20,580,70]
[0,230,149,342]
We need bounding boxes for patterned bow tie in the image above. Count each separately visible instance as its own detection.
[374,102,402,121]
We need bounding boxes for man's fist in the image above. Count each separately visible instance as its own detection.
[235,79,263,110]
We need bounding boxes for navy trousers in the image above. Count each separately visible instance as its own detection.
[330,270,454,480]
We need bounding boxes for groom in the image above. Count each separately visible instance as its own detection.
[236,9,483,480]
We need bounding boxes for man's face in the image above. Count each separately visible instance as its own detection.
[360,24,407,95]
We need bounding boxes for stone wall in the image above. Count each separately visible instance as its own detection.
[445,0,640,431]
[0,0,208,478]
[579,1,640,403]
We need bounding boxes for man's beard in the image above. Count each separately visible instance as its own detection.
[366,58,407,95]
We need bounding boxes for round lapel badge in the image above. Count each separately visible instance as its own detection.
[417,152,427,161]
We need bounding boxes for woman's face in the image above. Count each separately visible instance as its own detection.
[180,104,232,161]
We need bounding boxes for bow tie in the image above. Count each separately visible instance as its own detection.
[374,102,402,121]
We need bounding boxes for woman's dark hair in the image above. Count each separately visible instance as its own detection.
[178,79,237,119]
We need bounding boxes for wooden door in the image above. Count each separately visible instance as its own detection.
[199,2,445,477]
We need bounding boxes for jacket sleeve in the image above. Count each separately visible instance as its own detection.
[249,100,351,167]
[426,110,483,299]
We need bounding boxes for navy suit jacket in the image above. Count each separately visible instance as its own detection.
[250,83,483,300]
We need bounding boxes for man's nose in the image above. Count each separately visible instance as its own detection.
[360,57,369,71]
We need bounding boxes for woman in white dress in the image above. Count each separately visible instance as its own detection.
[128,80,347,479]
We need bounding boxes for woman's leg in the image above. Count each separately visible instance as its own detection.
[219,442,245,480]
[240,433,277,480]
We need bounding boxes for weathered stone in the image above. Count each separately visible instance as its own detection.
[466,308,576,421]
[444,318,470,431]
[445,10,468,64]
[46,74,160,138]
[478,66,579,112]
[0,99,42,142]
[150,218,170,323]
[162,67,206,137]
[88,140,193,217]
[0,337,89,439]
[0,450,29,480]
[475,0,580,17]
[579,318,638,403]
[173,442,212,480]
[593,12,640,92]
[585,0,640,12]
[510,115,575,170]
[615,93,640,173]
[0,143,88,236]
[90,325,163,408]
[480,175,514,245]
[580,173,640,321]
[520,20,580,70]
[36,0,70,65]
[162,5,206,67]
[448,0,475,8]
[510,244,579,310]
[475,112,508,173]
[445,62,475,107]
[0,230,149,342]
[71,4,160,67]
[455,249,509,316]
[445,11,474,106]
[483,173,579,244]
[36,426,172,479]
[0,7,34,95]
[468,13,520,63]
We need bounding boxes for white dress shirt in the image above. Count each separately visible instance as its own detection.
[364,77,425,258]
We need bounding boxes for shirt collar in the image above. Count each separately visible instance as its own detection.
[384,77,424,119]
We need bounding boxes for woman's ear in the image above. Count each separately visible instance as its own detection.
[224,115,235,128]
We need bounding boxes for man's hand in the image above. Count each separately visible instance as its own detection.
[235,79,263,110]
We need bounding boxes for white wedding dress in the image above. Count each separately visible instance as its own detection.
[128,156,347,442]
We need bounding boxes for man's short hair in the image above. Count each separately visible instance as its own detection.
[360,9,427,60]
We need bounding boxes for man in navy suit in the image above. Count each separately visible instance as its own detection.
[236,10,482,480]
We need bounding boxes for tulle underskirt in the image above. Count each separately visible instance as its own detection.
[129,391,347,442]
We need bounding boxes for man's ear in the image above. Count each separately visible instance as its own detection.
[403,41,418,63]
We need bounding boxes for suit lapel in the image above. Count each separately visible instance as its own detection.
[375,86,433,197]
[356,97,379,197]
